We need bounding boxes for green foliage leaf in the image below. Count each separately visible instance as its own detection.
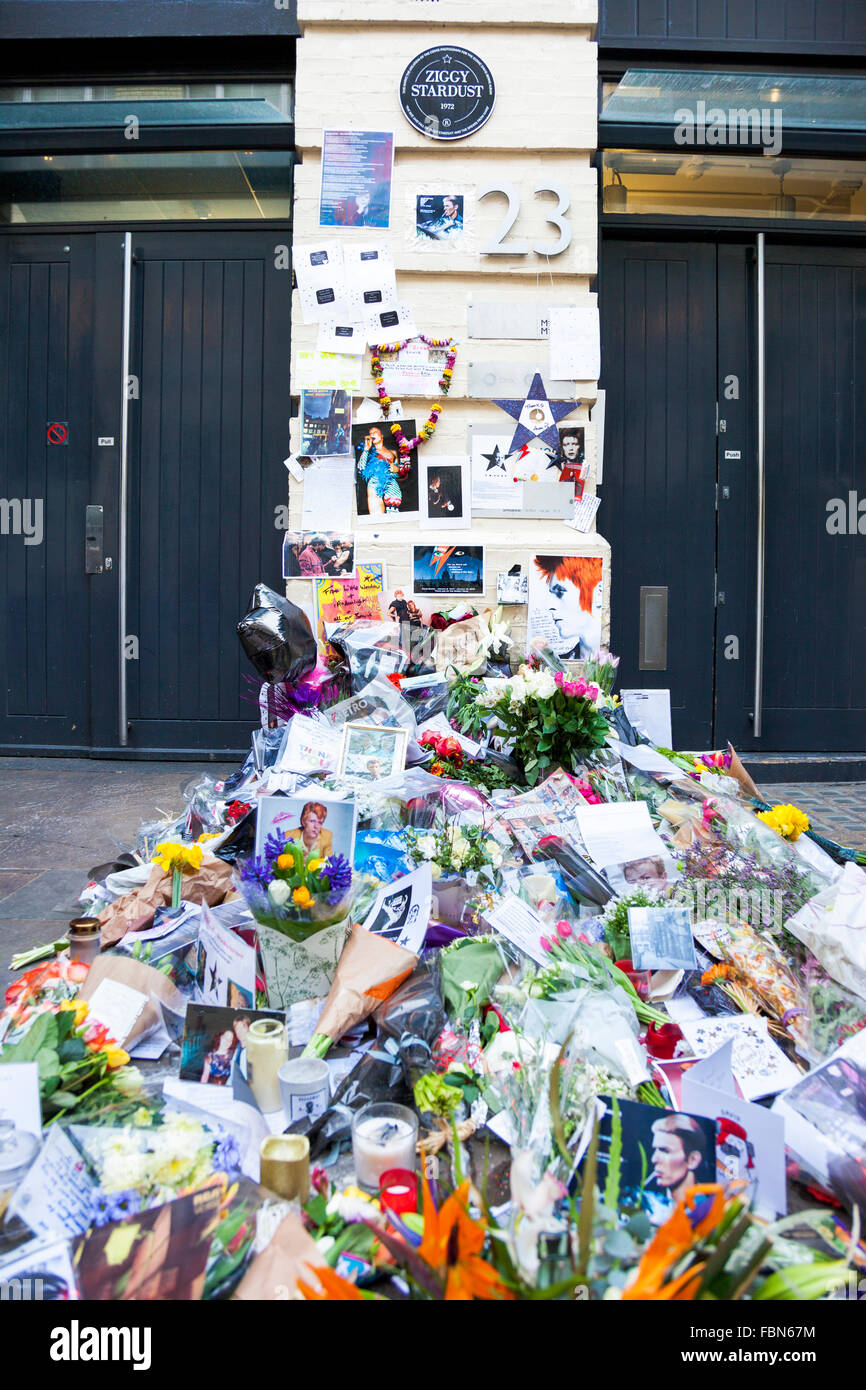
[48,1089,81,1110]
[1,1010,58,1062]
[58,1036,87,1063]
[35,1047,61,1081]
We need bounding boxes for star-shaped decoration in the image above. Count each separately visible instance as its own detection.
[493,373,580,455]
[482,443,506,473]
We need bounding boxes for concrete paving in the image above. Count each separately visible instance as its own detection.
[0,757,236,986]
[0,757,863,989]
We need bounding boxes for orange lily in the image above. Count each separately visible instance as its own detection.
[622,1184,727,1301]
[417,1174,514,1302]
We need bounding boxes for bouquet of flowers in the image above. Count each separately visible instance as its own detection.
[1,963,141,1125]
[405,823,504,883]
[418,728,512,792]
[83,1112,242,1221]
[583,647,620,696]
[237,831,353,941]
[470,665,610,787]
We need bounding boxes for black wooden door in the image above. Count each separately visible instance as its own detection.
[715,243,866,752]
[599,239,719,747]
[0,228,289,756]
[121,230,289,753]
[0,234,95,752]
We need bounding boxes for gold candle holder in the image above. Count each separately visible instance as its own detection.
[259,1134,310,1203]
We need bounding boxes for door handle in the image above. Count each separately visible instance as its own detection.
[752,233,766,737]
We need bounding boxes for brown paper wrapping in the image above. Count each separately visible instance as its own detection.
[97,855,234,946]
[314,922,417,1045]
[434,615,487,674]
[233,1211,327,1301]
[727,744,763,802]
[78,953,185,1046]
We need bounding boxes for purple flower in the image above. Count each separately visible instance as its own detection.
[263,830,288,870]
[321,853,352,902]
[239,854,273,891]
[90,1190,113,1228]
[213,1134,242,1176]
[108,1189,142,1222]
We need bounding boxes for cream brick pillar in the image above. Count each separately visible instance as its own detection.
[288,0,607,655]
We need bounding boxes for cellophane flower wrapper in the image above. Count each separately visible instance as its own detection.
[692,916,812,1056]
[711,793,835,894]
[800,954,866,1063]
[324,619,410,690]
[289,959,445,1158]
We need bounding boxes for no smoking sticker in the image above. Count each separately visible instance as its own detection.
[46,422,68,445]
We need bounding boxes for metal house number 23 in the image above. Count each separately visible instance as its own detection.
[478,182,572,256]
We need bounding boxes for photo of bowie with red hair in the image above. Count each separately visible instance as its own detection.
[530,554,603,660]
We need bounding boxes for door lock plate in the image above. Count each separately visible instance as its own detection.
[85,504,104,574]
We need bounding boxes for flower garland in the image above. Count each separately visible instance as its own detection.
[370,335,458,454]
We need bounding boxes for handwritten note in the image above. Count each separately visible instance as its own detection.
[9,1127,96,1240]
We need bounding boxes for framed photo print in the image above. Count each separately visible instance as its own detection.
[338,722,409,782]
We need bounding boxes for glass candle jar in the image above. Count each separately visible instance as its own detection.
[352,1103,418,1192]
[259,1134,310,1203]
[245,1017,288,1114]
[67,918,101,965]
[379,1168,418,1216]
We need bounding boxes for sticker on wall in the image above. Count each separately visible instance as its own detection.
[363,301,418,347]
[293,241,349,325]
[469,433,523,513]
[316,319,367,356]
[299,390,352,457]
[526,553,604,661]
[353,419,420,522]
[294,351,363,394]
[548,306,601,381]
[399,47,495,141]
[319,130,394,229]
[343,242,398,318]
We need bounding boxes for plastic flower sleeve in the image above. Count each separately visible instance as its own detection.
[237,582,318,685]
[323,619,409,691]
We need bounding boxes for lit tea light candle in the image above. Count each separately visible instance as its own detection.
[352,1104,418,1191]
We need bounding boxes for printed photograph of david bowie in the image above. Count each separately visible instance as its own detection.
[416,194,464,245]
[550,425,587,497]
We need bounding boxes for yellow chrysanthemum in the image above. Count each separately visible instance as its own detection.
[307,858,323,873]
[756,804,810,841]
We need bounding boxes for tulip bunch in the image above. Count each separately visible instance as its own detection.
[538,920,668,1026]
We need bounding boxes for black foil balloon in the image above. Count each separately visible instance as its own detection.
[237,583,317,685]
